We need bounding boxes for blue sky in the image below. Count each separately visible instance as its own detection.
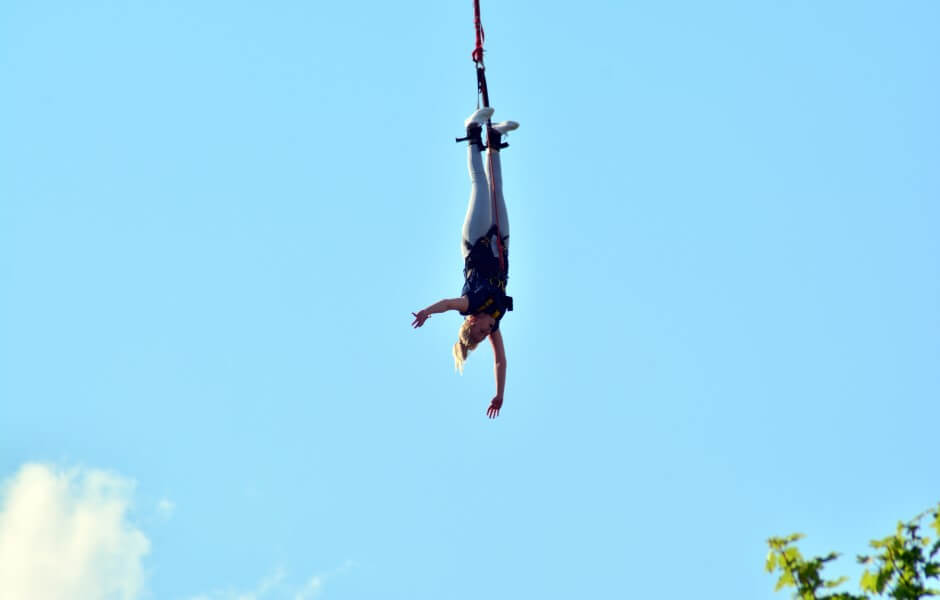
[1,1,938,598]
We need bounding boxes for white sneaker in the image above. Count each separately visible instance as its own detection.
[491,121,519,135]
[465,107,495,128]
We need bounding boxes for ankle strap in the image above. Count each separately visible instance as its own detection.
[456,123,485,148]
[487,127,508,150]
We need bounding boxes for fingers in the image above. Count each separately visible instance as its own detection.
[486,396,502,418]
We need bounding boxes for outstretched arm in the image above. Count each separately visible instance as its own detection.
[411,297,469,328]
[487,329,507,418]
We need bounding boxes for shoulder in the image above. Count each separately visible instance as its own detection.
[452,296,469,314]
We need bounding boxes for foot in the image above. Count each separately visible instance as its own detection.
[465,107,495,128]
[491,120,519,135]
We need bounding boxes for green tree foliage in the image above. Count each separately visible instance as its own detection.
[767,504,940,600]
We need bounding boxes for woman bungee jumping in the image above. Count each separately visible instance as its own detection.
[411,107,519,418]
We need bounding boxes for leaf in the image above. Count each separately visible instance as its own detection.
[767,551,778,573]
[925,562,940,578]
[875,567,892,592]
[860,570,878,593]
[788,533,807,544]
[765,505,940,599]
[776,570,796,592]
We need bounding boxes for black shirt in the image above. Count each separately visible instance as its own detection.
[459,227,513,330]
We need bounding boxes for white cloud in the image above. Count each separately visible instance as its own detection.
[156,498,176,520]
[188,567,288,600]
[0,463,150,600]
[293,575,322,600]
[0,462,353,600]
[257,567,288,595]
[190,562,354,600]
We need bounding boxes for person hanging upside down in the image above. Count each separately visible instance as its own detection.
[411,107,519,418]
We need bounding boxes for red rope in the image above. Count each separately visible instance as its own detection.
[472,0,505,274]
[472,0,485,63]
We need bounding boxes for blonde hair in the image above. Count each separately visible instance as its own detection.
[453,318,481,374]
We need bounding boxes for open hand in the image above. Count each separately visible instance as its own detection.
[486,395,503,419]
[411,310,430,328]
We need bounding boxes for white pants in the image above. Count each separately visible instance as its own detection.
[461,144,509,259]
